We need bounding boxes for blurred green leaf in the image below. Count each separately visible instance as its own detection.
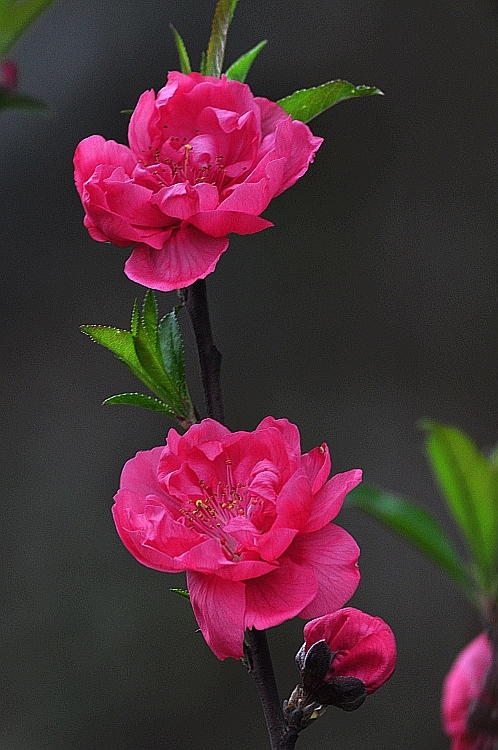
[225,39,267,82]
[0,0,57,56]
[346,483,473,599]
[277,80,383,123]
[205,0,239,77]
[170,24,192,75]
[422,421,498,589]
[103,392,176,414]
[0,90,47,111]
[170,588,190,600]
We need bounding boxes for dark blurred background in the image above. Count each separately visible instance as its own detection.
[1,0,497,747]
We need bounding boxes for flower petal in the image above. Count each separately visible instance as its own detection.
[302,469,362,533]
[244,556,317,630]
[124,224,228,291]
[187,570,246,659]
[290,524,360,618]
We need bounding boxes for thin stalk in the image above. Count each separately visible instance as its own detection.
[182,278,224,423]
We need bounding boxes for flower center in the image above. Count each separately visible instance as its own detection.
[145,137,232,192]
[177,459,272,560]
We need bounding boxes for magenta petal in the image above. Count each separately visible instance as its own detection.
[112,493,200,572]
[187,571,246,659]
[301,444,331,493]
[290,524,360,618]
[124,225,228,291]
[120,447,165,495]
[189,210,272,237]
[74,135,135,195]
[245,556,317,630]
[302,469,363,533]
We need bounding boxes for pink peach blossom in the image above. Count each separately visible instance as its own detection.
[442,632,498,750]
[112,417,361,659]
[74,72,322,291]
[302,607,396,697]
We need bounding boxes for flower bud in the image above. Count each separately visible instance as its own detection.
[442,632,498,749]
[0,60,17,92]
[300,607,396,705]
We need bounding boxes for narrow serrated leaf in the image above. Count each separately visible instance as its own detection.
[225,39,267,82]
[170,24,192,74]
[421,421,498,588]
[158,309,185,390]
[131,299,139,337]
[277,80,383,124]
[103,393,176,414]
[205,0,239,77]
[170,588,190,600]
[346,483,473,600]
[142,289,158,348]
[81,325,169,405]
[133,319,182,409]
[81,325,143,374]
[199,50,207,76]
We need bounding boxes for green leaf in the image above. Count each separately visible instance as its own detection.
[131,299,139,337]
[225,39,267,82]
[277,80,383,123]
[422,421,498,589]
[346,483,473,599]
[81,325,144,376]
[120,109,133,116]
[199,50,207,76]
[141,289,158,348]
[170,588,190,600]
[0,90,48,112]
[205,0,239,77]
[0,0,56,56]
[81,325,166,403]
[170,24,192,75]
[158,309,186,393]
[103,393,176,414]
[133,318,182,408]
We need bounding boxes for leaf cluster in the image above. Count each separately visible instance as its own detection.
[81,290,196,429]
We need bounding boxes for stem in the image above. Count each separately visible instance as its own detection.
[245,629,290,750]
[182,279,224,422]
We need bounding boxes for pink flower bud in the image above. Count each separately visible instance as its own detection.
[302,607,396,698]
[442,632,498,750]
[0,60,17,92]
